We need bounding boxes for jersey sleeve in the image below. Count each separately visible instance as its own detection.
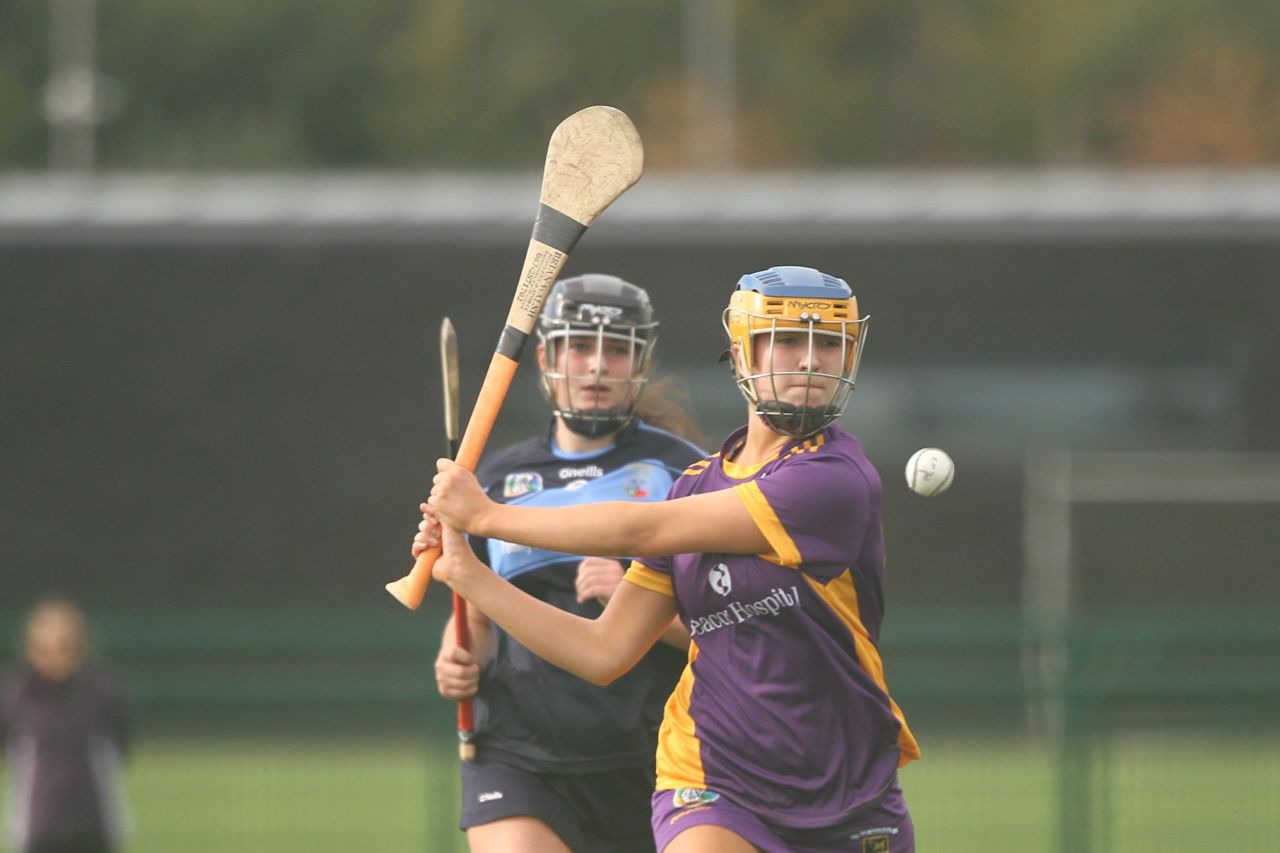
[733,451,873,575]
[623,559,674,596]
[630,517,675,583]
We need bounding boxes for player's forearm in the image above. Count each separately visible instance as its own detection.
[450,566,632,685]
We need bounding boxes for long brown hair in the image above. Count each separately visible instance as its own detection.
[634,371,706,448]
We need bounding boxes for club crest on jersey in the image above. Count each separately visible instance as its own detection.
[672,788,720,808]
[503,472,543,498]
[709,563,732,596]
[624,476,650,498]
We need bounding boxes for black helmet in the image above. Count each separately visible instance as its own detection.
[537,274,658,438]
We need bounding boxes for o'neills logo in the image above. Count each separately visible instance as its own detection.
[559,464,605,480]
[688,586,801,637]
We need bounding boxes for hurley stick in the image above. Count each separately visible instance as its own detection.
[440,318,476,761]
[386,105,644,609]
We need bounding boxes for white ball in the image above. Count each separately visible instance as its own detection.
[905,447,955,497]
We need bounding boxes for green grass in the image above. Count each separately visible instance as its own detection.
[901,738,1056,851]
[3,738,464,853]
[123,738,463,853]
[1101,735,1280,851]
[3,735,1277,852]
[900,735,1280,851]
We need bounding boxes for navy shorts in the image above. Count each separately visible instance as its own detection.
[651,778,914,853]
[460,753,656,852]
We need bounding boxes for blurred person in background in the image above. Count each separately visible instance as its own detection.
[2,599,132,853]
[428,274,705,853]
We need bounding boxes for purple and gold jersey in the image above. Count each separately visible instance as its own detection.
[625,423,920,828]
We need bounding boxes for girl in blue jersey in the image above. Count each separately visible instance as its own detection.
[417,266,919,853]
[431,274,704,853]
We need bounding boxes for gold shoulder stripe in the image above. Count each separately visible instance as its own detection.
[623,561,675,597]
[782,433,828,461]
[682,456,715,475]
[732,481,802,567]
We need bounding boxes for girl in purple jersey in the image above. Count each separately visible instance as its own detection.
[416,266,920,853]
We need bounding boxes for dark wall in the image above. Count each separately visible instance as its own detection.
[3,232,1277,615]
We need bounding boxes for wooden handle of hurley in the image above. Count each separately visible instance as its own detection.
[384,105,643,611]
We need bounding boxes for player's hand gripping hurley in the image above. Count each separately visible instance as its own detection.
[386,105,645,610]
[437,317,478,760]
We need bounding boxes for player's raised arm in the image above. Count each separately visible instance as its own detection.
[431,524,676,686]
[429,458,769,559]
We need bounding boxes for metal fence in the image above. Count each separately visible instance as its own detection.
[3,608,1277,852]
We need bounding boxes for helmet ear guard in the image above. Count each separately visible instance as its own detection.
[537,274,658,438]
[721,266,868,438]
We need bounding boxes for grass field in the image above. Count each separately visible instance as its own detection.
[901,735,1280,851]
[3,735,1277,852]
[123,739,453,853]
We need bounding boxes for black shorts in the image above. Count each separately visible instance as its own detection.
[460,753,656,852]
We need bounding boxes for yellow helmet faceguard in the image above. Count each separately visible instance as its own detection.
[721,266,868,438]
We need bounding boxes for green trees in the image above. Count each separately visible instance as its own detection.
[1,0,1275,169]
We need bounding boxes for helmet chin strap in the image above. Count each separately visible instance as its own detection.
[560,410,632,438]
[754,400,839,439]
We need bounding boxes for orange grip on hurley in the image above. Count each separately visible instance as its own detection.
[386,352,520,609]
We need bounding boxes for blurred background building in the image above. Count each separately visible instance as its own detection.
[2,2,1278,851]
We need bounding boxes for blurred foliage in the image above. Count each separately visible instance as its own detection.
[0,0,1277,169]
[0,1,46,165]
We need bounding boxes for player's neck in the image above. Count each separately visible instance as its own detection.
[553,418,617,455]
[734,414,793,466]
